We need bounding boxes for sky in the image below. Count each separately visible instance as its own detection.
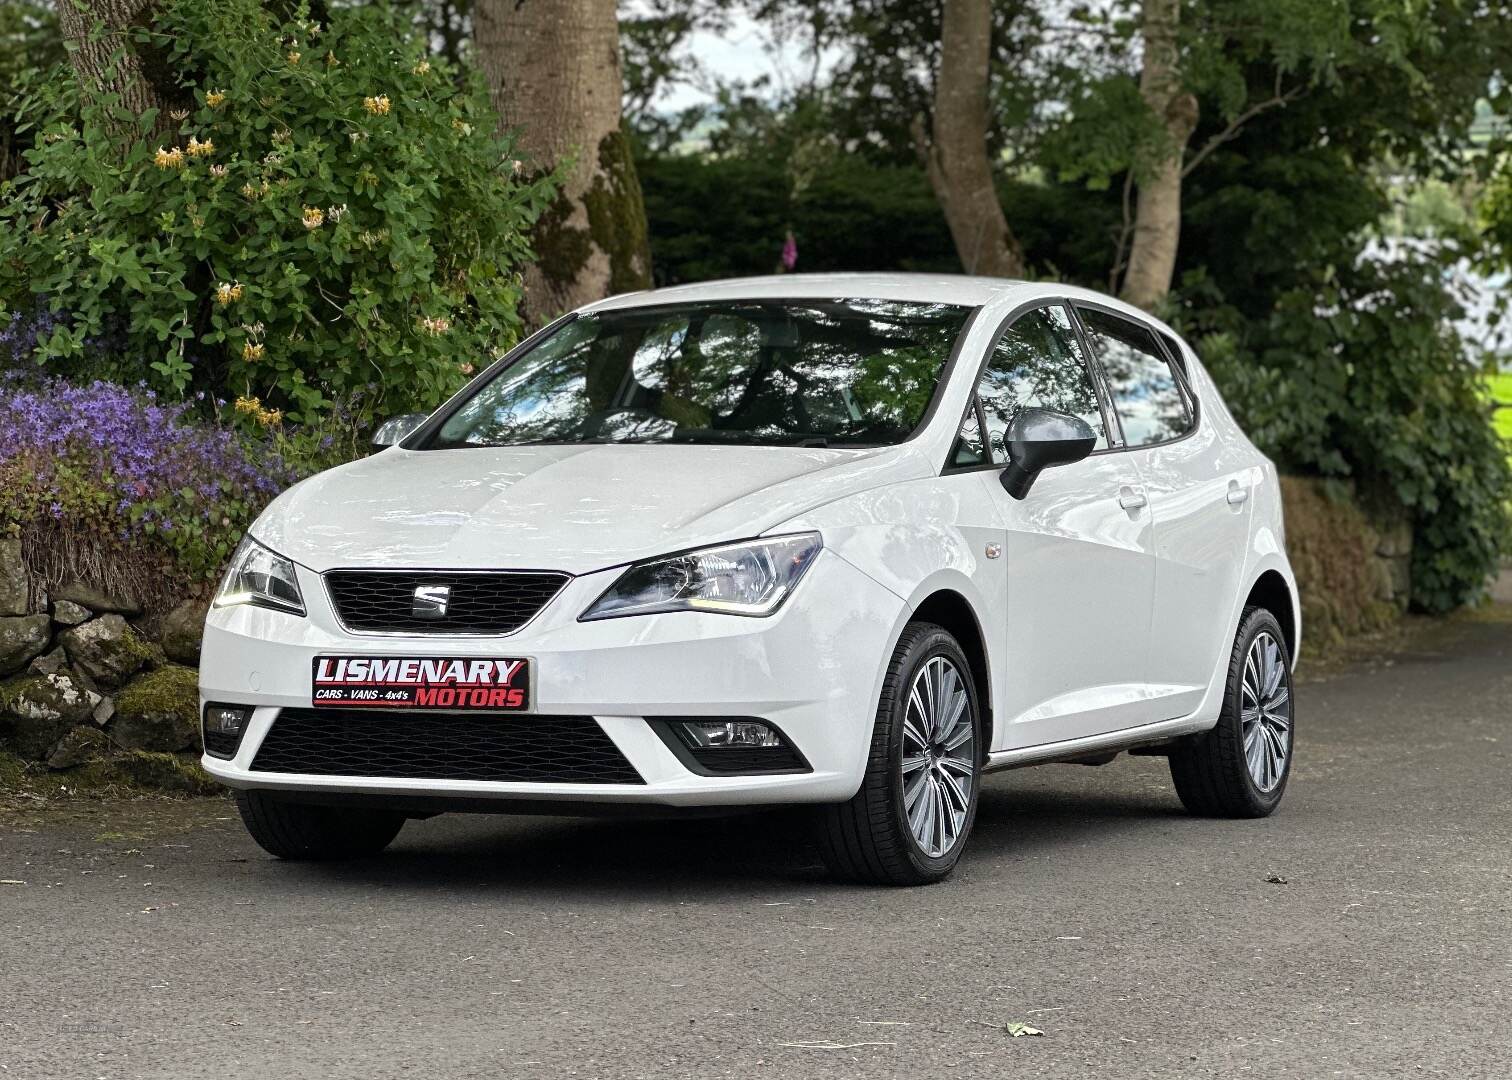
[649,11,843,112]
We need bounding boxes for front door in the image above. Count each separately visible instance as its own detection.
[956,303,1160,751]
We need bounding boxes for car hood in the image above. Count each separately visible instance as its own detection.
[251,442,929,574]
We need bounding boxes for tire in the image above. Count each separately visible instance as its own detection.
[234,790,406,860]
[815,622,983,885]
[1169,605,1295,818]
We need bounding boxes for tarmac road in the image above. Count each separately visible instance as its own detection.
[3,606,1510,1079]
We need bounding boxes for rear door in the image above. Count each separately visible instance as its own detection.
[950,303,1160,750]
[1074,305,1251,719]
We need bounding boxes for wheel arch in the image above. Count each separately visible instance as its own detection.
[1244,568,1298,663]
[908,588,994,756]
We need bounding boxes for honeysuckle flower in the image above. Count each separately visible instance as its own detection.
[326,51,340,67]
[413,60,431,76]
[213,282,244,305]
[419,315,451,336]
[327,203,348,223]
[154,146,185,170]
[232,395,281,426]
[363,95,391,116]
[288,50,301,64]
[209,164,229,179]
[302,206,325,230]
[240,182,262,200]
[242,341,264,362]
[187,136,215,158]
[459,362,475,375]
[170,108,190,122]
[205,91,226,108]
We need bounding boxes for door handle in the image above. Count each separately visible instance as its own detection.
[1118,487,1148,511]
[1227,481,1249,505]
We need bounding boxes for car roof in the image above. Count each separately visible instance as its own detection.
[583,273,1042,311]
[579,273,1187,352]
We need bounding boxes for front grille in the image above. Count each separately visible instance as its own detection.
[324,570,569,634]
[251,709,644,784]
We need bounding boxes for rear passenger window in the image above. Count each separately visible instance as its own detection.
[1078,308,1193,447]
[976,305,1108,461]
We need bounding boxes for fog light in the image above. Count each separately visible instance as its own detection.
[648,716,810,776]
[678,720,783,748]
[203,704,251,759]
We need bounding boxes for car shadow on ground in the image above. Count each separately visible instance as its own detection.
[284,774,1186,895]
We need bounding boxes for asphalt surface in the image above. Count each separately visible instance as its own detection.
[3,606,1511,1079]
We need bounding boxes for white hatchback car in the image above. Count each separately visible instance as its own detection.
[201,274,1299,884]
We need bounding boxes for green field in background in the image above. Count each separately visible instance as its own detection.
[1491,372,1512,442]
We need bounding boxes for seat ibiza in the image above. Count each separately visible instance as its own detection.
[201,274,1299,884]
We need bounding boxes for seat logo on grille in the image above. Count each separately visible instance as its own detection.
[411,584,452,619]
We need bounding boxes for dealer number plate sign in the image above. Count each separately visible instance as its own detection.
[312,656,531,711]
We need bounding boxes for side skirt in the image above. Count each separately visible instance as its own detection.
[985,713,1216,773]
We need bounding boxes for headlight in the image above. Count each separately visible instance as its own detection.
[580,533,822,621]
[214,536,306,615]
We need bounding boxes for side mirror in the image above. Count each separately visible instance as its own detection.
[999,407,1097,500]
[371,413,427,450]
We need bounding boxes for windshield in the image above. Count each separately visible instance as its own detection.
[425,298,974,449]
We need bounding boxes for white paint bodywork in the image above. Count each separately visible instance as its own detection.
[201,273,1299,806]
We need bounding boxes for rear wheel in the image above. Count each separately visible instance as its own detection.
[1169,606,1294,817]
[234,790,405,860]
[815,622,982,885]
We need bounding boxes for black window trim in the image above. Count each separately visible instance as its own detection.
[1070,299,1203,454]
[404,298,985,454]
[940,297,1123,475]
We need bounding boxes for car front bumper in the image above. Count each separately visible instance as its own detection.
[199,549,904,808]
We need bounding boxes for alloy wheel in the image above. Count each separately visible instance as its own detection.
[1241,631,1291,792]
[900,655,976,858]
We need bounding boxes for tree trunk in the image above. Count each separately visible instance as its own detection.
[917,0,1023,279]
[1119,0,1198,311]
[56,0,187,134]
[473,0,652,326]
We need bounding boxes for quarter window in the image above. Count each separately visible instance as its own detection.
[974,305,1108,462]
[1078,308,1193,447]
[951,405,988,467]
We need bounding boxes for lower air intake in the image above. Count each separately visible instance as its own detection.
[251,709,644,784]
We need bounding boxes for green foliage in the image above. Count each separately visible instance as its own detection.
[0,0,556,421]
[1178,252,1511,613]
[0,0,62,179]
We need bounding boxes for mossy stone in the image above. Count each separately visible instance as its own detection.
[0,615,50,677]
[0,673,100,759]
[59,615,155,686]
[46,725,111,769]
[110,665,200,752]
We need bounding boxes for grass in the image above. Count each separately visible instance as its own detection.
[1487,373,1512,485]
[1490,371,1512,440]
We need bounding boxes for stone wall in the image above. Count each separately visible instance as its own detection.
[0,538,214,793]
[1279,476,1412,650]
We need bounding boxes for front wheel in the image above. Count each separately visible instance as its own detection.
[1169,606,1295,817]
[234,790,406,860]
[814,622,983,885]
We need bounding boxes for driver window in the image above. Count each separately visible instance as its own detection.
[976,305,1107,462]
